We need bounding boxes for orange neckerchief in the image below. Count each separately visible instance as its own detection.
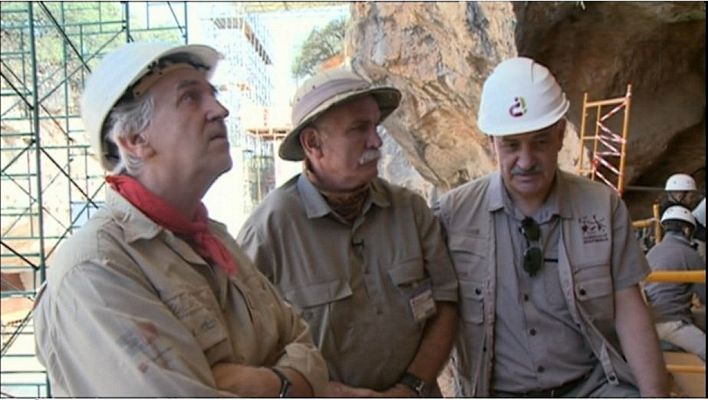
[106,175,238,276]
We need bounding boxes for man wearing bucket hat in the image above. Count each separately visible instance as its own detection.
[644,205,705,361]
[32,41,327,397]
[435,57,668,397]
[237,68,458,396]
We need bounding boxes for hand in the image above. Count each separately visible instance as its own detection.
[211,363,279,397]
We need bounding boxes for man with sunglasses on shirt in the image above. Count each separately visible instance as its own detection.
[435,57,668,397]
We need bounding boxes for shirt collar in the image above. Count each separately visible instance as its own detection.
[106,186,162,242]
[489,168,571,222]
[296,174,391,220]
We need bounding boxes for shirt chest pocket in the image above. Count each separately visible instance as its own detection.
[458,279,484,324]
[283,279,353,344]
[387,257,426,288]
[573,264,615,323]
[447,233,488,281]
[163,288,228,352]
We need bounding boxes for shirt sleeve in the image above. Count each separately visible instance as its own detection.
[413,194,458,302]
[611,197,651,290]
[235,224,329,395]
[36,259,234,397]
[255,271,329,395]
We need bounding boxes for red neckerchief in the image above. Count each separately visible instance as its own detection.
[106,175,238,276]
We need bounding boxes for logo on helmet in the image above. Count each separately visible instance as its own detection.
[509,96,527,118]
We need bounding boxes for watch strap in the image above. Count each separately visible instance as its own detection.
[398,371,430,397]
[270,367,292,398]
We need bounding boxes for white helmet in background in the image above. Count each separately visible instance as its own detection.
[477,57,570,136]
[661,205,696,227]
[80,42,222,171]
[664,173,697,191]
[693,198,706,227]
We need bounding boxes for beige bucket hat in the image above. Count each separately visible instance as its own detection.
[279,68,402,161]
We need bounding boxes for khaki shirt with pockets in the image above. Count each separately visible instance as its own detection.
[33,187,328,397]
[237,174,458,390]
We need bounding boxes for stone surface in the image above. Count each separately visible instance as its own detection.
[347,2,705,217]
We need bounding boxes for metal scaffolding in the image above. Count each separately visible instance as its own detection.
[199,3,276,214]
[0,2,188,396]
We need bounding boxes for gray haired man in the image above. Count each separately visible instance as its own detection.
[32,42,327,397]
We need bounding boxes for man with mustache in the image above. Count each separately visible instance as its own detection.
[33,42,327,397]
[435,57,669,397]
[237,68,458,396]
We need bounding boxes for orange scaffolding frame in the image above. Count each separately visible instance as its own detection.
[576,84,632,197]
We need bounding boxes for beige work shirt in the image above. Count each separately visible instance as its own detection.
[237,174,458,390]
[33,187,328,397]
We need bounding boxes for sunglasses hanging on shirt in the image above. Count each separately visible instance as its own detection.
[520,217,543,277]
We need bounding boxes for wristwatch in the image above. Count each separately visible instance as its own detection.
[270,367,292,398]
[398,371,431,397]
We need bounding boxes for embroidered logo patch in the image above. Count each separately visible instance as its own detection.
[579,215,609,244]
[509,96,527,117]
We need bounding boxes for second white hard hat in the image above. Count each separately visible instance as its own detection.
[477,57,570,136]
[664,173,697,191]
[661,205,696,227]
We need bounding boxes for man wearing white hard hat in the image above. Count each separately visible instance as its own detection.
[32,42,327,397]
[644,205,705,361]
[237,68,458,397]
[435,57,668,396]
[660,173,699,215]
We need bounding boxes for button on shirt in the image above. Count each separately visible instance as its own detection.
[491,174,595,392]
[237,174,458,390]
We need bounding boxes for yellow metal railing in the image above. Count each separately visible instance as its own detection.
[644,269,706,375]
[645,270,706,283]
[632,203,663,243]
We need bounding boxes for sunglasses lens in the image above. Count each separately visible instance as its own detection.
[523,247,543,276]
[522,217,540,241]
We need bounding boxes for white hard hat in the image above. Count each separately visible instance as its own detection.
[477,57,570,136]
[664,173,697,191]
[661,205,696,227]
[693,198,705,226]
[80,42,222,171]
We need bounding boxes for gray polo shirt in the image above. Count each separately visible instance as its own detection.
[237,174,458,390]
[644,231,706,323]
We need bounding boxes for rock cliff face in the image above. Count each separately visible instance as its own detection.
[347,2,705,217]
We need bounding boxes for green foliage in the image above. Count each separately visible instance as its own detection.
[291,16,347,80]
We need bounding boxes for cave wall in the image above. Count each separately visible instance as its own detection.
[347,1,705,218]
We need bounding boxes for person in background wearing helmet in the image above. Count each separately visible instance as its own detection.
[644,205,705,361]
[237,68,458,397]
[435,57,668,397]
[659,173,700,215]
[32,42,327,397]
